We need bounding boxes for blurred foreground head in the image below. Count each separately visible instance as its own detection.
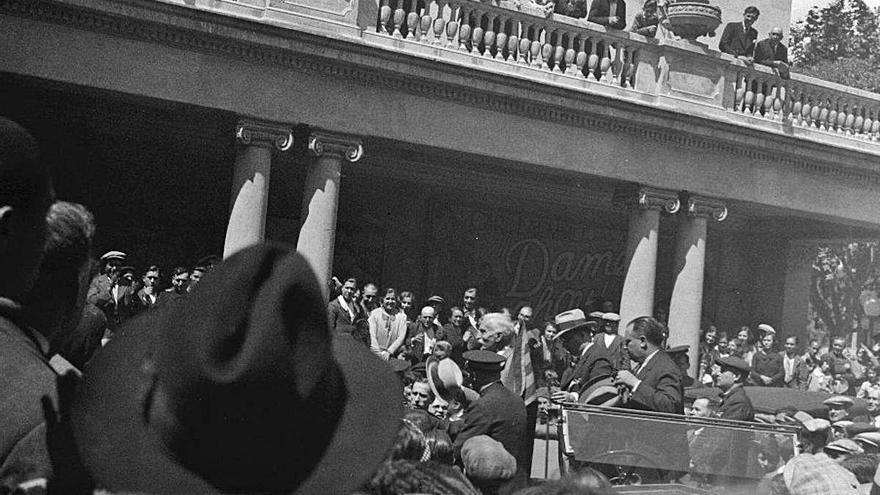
[72,243,403,494]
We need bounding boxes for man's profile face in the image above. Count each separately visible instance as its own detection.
[340,281,356,301]
[714,366,737,390]
[463,289,477,310]
[189,269,204,288]
[690,398,711,418]
[143,270,159,288]
[624,326,645,362]
[171,272,190,293]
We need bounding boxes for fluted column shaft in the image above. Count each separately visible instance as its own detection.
[618,187,680,331]
[297,131,363,300]
[667,195,727,378]
[223,120,293,259]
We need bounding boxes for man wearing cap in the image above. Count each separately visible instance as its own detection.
[749,328,783,387]
[426,295,446,326]
[328,277,363,339]
[667,345,695,387]
[87,250,134,331]
[454,349,528,485]
[703,355,755,484]
[592,312,630,372]
[825,395,855,423]
[0,118,56,491]
[551,309,608,401]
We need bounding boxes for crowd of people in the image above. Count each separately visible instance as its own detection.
[4,111,880,495]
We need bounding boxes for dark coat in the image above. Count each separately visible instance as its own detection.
[560,343,614,392]
[135,288,161,312]
[750,350,784,387]
[709,385,755,479]
[587,0,627,29]
[627,350,684,414]
[327,297,362,337]
[592,333,631,372]
[453,381,528,466]
[437,323,467,367]
[719,22,758,57]
[754,39,789,66]
[87,275,137,329]
[0,313,56,491]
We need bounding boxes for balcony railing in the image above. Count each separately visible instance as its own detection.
[368,0,880,142]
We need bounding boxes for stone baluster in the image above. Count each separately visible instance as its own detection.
[495,17,508,60]
[483,13,496,57]
[519,24,532,65]
[405,0,419,40]
[733,72,746,113]
[563,34,577,75]
[530,26,543,68]
[762,82,775,119]
[815,95,827,130]
[420,2,433,42]
[552,31,565,73]
[862,109,874,140]
[587,38,599,81]
[574,37,588,78]
[622,45,635,88]
[752,78,765,116]
[599,40,612,83]
[840,101,852,134]
[224,119,293,259]
[391,0,405,38]
[506,19,520,62]
[609,42,622,85]
[820,97,832,131]
[776,82,788,121]
[458,6,472,51]
[445,2,459,48]
[379,0,393,34]
[432,0,448,45]
[298,131,364,301]
[471,10,484,55]
[827,98,839,133]
[851,105,863,138]
[667,194,727,378]
[808,94,820,128]
[540,30,554,71]
[789,86,803,125]
[871,110,880,140]
[742,75,755,114]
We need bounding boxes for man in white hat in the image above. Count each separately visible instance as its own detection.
[550,309,607,402]
[87,250,134,332]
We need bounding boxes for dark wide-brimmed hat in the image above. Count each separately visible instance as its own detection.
[71,243,402,494]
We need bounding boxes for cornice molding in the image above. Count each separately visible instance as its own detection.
[685,194,728,222]
[3,0,880,187]
[235,119,293,150]
[308,131,363,162]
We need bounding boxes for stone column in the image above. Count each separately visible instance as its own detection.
[223,120,293,259]
[618,187,680,331]
[667,194,727,378]
[297,130,363,300]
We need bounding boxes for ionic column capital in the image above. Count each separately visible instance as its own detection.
[308,131,363,162]
[235,119,294,151]
[614,185,680,214]
[685,194,728,221]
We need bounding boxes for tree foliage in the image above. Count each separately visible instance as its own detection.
[790,0,880,92]
[810,243,880,340]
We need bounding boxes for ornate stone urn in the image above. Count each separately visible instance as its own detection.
[665,0,721,41]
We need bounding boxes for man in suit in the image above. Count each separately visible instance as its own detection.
[704,356,755,484]
[454,349,527,486]
[754,27,789,69]
[0,118,57,491]
[551,309,607,402]
[136,265,162,311]
[327,277,362,338]
[588,0,627,30]
[87,250,129,330]
[613,316,684,414]
[719,6,760,60]
[592,312,630,372]
[781,335,809,389]
[157,266,189,307]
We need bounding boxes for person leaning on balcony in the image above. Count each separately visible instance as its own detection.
[630,0,659,37]
[555,0,588,19]
[719,6,760,61]
[754,27,791,79]
[587,0,627,30]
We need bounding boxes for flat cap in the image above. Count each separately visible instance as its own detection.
[588,311,605,319]
[802,418,831,433]
[100,251,127,262]
[461,436,516,481]
[757,323,776,335]
[715,356,750,374]
[854,432,880,448]
[601,313,620,322]
[426,295,445,304]
[463,350,507,371]
[667,345,689,355]
[823,396,854,408]
[824,438,863,457]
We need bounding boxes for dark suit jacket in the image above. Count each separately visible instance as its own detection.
[754,39,789,65]
[719,22,758,57]
[592,333,631,372]
[0,313,56,491]
[453,381,528,465]
[560,344,615,392]
[135,288,161,312]
[628,350,684,414]
[707,385,755,479]
[327,297,362,336]
[587,0,626,30]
